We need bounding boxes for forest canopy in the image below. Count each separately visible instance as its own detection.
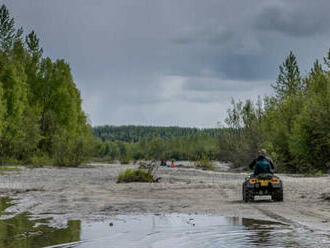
[92,126,221,163]
[93,125,221,142]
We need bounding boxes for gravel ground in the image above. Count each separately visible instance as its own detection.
[0,163,330,233]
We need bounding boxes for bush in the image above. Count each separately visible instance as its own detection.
[117,168,155,183]
[195,155,215,170]
[26,153,52,166]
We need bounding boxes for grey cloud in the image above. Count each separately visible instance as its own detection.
[183,77,269,92]
[4,0,330,127]
[255,3,330,37]
[180,95,225,103]
[210,54,278,81]
[172,25,233,46]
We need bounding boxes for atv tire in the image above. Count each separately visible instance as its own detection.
[242,184,246,202]
[243,183,254,202]
[272,188,283,202]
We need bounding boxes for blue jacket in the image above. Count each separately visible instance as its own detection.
[254,156,273,175]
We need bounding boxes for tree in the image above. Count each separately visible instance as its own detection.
[289,59,330,172]
[0,4,15,52]
[272,51,303,100]
[324,49,330,69]
[218,99,263,166]
[0,4,91,165]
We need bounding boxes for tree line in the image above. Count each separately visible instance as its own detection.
[219,50,330,173]
[0,5,91,166]
[93,125,221,142]
[92,128,220,163]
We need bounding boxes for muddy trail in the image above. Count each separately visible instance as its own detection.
[0,163,330,246]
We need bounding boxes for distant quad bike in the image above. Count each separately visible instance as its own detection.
[242,173,283,202]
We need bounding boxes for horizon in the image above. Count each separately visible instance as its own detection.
[92,124,222,129]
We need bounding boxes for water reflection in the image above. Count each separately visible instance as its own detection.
[242,218,281,246]
[0,197,328,248]
[0,198,81,248]
[73,214,315,248]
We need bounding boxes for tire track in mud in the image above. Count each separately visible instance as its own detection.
[256,204,330,228]
[297,208,330,222]
[255,206,300,227]
[255,206,330,246]
[254,206,330,233]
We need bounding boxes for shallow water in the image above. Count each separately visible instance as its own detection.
[0,197,80,248]
[0,197,329,248]
[55,215,329,248]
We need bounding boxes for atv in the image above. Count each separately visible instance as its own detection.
[242,173,283,202]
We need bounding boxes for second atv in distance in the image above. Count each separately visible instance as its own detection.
[242,173,283,202]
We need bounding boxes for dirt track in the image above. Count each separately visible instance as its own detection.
[0,163,330,233]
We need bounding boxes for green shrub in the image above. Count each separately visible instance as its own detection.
[117,168,155,183]
[195,155,215,170]
[25,153,52,166]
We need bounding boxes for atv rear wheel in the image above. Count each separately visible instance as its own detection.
[243,184,254,202]
[272,188,283,202]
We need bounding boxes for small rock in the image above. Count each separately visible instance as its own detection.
[109,222,114,227]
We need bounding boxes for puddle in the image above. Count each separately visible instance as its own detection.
[0,197,80,248]
[0,197,329,248]
[64,215,328,248]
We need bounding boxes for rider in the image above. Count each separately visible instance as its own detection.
[249,149,274,175]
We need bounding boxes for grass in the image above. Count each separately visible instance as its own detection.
[0,166,21,171]
[0,166,21,175]
[89,157,115,163]
[117,168,155,183]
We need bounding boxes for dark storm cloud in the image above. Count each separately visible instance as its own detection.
[215,54,277,81]
[255,2,330,37]
[3,0,330,127]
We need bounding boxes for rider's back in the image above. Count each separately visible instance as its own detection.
[254,156,273,175]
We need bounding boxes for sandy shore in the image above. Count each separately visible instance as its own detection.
[0,163,329,232]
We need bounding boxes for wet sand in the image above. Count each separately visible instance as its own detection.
[0,163,329,233]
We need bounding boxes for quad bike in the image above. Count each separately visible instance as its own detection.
[242,173,283,202]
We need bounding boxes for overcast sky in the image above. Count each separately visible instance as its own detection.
[4,0,330,127]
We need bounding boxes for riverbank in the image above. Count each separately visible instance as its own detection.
[0,163,329,233]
